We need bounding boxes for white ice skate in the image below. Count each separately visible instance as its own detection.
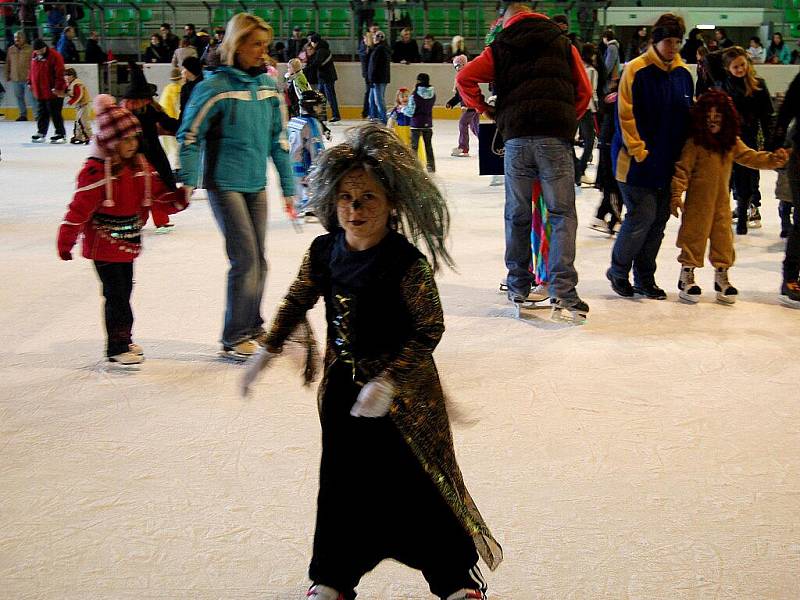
[550,296,589,324]
[678,267,702,303]
[306,584,344,600]
[714,267,738,304]
[129,343,144,356]
[451,147,470,157]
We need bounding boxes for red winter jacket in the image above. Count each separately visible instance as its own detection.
[58,156,189,262]
[28,47,65,100]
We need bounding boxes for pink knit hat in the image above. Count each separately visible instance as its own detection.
[452,55,468,69]
[91,94,150,208]
[93,94,142,156]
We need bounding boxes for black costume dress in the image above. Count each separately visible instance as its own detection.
[265,231,502,599]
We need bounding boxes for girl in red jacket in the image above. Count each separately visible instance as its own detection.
[57,94,189,365]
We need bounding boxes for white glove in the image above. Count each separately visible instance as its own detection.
[240,346,280,397]
[350,375,395,418]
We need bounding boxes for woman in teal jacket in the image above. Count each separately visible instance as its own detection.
[178,12,295,360]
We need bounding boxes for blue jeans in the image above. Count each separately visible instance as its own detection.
[11,82,32,116]
[319,81,341,120]
[503,136,578,299]
[609,182,671,286]
[207,189,268,347]
[369,83,387,124]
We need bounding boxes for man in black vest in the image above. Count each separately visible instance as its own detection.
[456,1,592,319]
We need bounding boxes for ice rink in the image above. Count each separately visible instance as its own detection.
[1,118,798,599]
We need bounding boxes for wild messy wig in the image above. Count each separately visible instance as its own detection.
[307,124,454,272]
[690,90,740,154]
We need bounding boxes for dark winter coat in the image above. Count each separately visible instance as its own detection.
[720,75,773,147]
[84,38,106,64]
[421,41,444,63]
[769,71,800,150]
[368,42,391,84]
[358,39,371,80]
[392,38,420,63]
[144,43,171,64]
[403,85,436,128]
[126,102,180,190]
[490,15,578,141]
[311,39,337,83]
[56,35,79,63]
[286,37,305,61]
[178,74,203,124]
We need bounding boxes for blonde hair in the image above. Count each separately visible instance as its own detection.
[287,57,303,73]
[722,46,762,96]
[220,12,274,67]
[451,35,465,53]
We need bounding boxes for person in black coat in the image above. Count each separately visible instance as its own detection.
[358,31,373,118]
[308,34,341,122]
[178,56,203,123]
[286,26,305,61]
[680,28,705,64]
[392,27,420,63]
[368,31,391,123]
[421,34,444,63]
[144,33,171,63]
[83,30,106,64]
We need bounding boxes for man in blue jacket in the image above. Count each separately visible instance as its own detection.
[607,13,693,300]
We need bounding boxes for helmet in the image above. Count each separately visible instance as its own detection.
[300,90,326,115]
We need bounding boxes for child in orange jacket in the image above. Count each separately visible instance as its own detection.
[57,95,190,364]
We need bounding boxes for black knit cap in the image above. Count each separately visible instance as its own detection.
[417,72,430,86]
[181,56,203,77]
[32,38,46,50]
[122,62,157,99]
[651,13,685,43]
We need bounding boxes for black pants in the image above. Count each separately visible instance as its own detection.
[785,152,800,283]
[94,261,134,357]
[36,97,66,137]
[573,111,595,182]
[310,364,480,599]
[411,127,435,173]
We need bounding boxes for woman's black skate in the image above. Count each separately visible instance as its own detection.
[550,295,589,324]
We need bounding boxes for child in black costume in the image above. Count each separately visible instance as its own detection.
[242,124,502,599]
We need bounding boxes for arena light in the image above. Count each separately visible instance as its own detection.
[697,24,716,29]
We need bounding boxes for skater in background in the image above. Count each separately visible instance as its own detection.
[57,95,189,365]
[29,38,67,144]
[177,56,203,124]
[589,85,622,236]
[670,90,787,304]
[607,13,692,301]
[768,69,800,308]
[284,57,311,118]
[158,67,183,170]
[574,42,602,186]
[241,124,502,600]
[177,12,295,361]
[63,68,92,144]
[388,86,428,165]
[120,63,180,232]
[446,55,479,158]
[402,72,436,173]
[288,90,329,218]
[456,0,592,320]
[718,46,774,234]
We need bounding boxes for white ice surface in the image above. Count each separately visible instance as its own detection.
[0,119,798,600]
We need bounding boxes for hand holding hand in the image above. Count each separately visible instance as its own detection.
[350,375,394,418]
[240,346,281,396]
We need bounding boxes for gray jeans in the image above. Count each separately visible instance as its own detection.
[207,189,268,347]
[503,136,579,299]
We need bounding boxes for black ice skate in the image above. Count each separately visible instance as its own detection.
[506,285,550,318]
[31,133,46,143]
[306,584,344,600]
[780,280,800,308]
[49,134,66,144]
[550,295,589,324]
[678,267,702,303]
[714,267,738,305]
[633,282,667,300]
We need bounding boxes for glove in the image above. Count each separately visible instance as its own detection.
[350,375,394,418]
[59,250,73,261]
[240,346,280,397]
